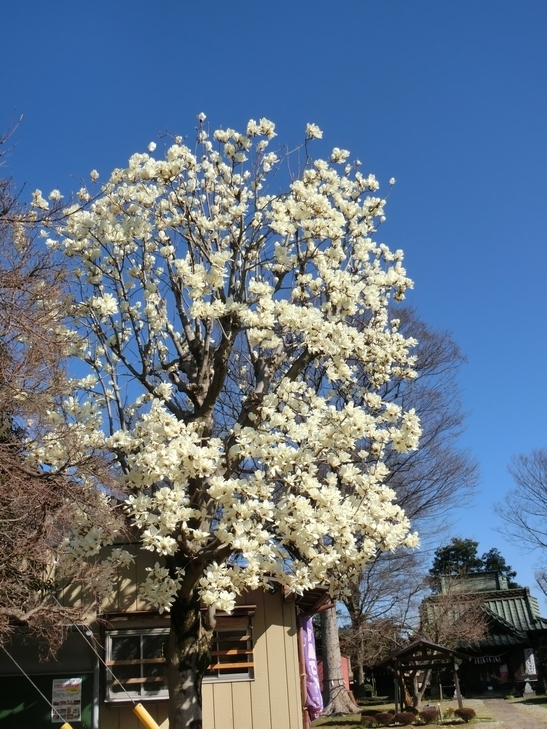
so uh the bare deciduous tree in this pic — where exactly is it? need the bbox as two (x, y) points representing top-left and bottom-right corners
(497, 449), (547, 596)
(342, 550), (426, 690)
(337, 310), (478, 694)
(394, 580), (488, 710)
(0, 158), (120, 650)
(420, 582), (488, 649)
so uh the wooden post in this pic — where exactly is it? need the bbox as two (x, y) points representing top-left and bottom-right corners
(394, 660), (399, 714)
(453, 662), (463, 709)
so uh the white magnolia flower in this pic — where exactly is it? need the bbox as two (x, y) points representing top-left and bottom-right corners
(31, 189), (49, 210)
(306, 122), (323, 140)
(89, 293), (119, 318)
(330, 147), (350, 164)
(259, 118), (276, 138)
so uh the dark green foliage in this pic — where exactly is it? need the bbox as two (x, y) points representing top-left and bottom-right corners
(429, 538), (483, 577)
(480, 548), (519, 587)
(454, 707), (476, 722)
(429, 538), (519, 586)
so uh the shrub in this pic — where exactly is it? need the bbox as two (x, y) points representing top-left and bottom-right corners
(395, 711), (417, 725)
(418, 708), (439, 724)
(404, 707), (419, 715)
(443, 707), (454, 718)
(360, 719), (375, 728)
(374, 712), (393, 726)
(454, 707), (476, 723)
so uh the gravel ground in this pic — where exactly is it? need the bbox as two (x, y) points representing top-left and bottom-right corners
(472, 697), (547, 727)
(423, 697), (547, 726)
(518, 702), (547, 724)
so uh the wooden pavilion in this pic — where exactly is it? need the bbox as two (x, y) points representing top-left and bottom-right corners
(381, 638), (468, 712)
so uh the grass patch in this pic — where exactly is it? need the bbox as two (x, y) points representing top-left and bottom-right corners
(312, 701), (394, 727)
(507, 693), (547, 707)
(312, 717), (361, 727)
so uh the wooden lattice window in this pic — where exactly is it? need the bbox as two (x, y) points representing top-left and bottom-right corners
(105, 614), (254, 700)
(204, 616), (254, 682)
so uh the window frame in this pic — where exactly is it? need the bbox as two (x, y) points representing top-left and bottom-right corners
(105, 627), (169, 702)
(105, 611), (255, 702)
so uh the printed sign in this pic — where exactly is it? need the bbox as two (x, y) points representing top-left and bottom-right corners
(51, 677), (82, 723)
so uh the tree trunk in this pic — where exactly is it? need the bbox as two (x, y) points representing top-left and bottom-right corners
(400, 675), (413, 709)
(320, 605), (360, 715)
(354, 631), (366, 694)
(401, 668), (431, 711)
(166, 587), (214, 729)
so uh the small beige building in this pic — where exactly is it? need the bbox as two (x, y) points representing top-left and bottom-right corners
(0, 545), (325, 729)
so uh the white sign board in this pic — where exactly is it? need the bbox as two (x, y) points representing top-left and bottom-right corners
(524, 648), (537, 677)
(51, 677), (82, 723)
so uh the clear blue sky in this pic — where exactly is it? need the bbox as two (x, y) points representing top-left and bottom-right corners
(3, 1), (547, 597)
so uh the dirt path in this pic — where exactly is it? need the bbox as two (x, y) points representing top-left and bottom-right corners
(482, 698), (547, 729)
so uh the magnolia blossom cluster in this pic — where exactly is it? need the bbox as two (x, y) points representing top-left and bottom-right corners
(44, 117), (421, 613)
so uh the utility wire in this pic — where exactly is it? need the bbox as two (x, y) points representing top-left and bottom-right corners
(0, 643), (70, 722)
(52, 597), (138, 705)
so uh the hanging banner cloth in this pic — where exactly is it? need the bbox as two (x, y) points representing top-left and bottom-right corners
(300, 616), (323, 721)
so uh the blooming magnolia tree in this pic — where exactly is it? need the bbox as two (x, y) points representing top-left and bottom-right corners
(42, 117), (421, 729)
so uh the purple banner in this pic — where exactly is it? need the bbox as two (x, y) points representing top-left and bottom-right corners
(300, 616), (324, 720)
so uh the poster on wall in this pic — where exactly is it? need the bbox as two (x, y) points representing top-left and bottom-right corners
(51, 678), (82, 723)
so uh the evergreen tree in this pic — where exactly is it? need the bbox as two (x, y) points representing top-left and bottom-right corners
(429, 538), (519, 587)
(480, 547), (519, 588)
(429, 538), (483, 577)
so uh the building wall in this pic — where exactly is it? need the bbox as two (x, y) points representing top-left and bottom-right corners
(204, 588), (302, 729)
(100, 589), (302, 729)
(0, 544), (305, 729)
(98, 545), (303, 729)
(202, 589), (302, 729)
